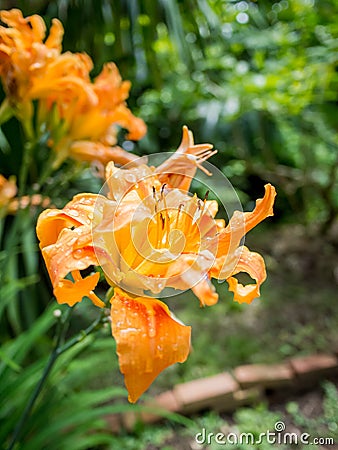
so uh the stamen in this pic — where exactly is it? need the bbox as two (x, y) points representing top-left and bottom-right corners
(195, 149), (218, 176)
(153, 185), (158, 213)
(88, 291), (105, 308)
(160, 212), (165, 230)
(160, 185), (170, 245)
(156, 211), (161, 247)
(71, 270), (82, 281)
(175, 203), (183, 229)
(195, 193), (209, 227)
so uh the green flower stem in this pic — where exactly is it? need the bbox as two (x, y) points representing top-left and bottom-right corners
(0, 99), (14, 126)
(34, 162), (55, 193)
(7, 307), (107, 450)
(7, 348), (59, 450)
(57, 311), (107, 355)
(18, 140), (35, 197)
(17, 107), (38, 197)
(34, 146), (61, 192)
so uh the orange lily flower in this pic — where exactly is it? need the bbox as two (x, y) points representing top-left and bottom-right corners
(51, 62), (147, 167)
(0, 9), (63, 98)
(0, 9), (63, 125)
(0, 9), (146, 166)
(36, 127), (276, 402)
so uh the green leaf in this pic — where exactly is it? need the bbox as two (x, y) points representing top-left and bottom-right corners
(0, 347), (22, 373)
(0, 304), (55, 376)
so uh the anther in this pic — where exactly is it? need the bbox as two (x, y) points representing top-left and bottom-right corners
(160, 213), (165, 229)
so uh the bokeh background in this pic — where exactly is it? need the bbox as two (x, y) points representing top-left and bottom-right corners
(0, 1), (337, 449)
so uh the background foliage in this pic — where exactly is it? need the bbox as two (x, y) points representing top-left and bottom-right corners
(3, 0), (338, 226)
(1, 0), (337, 449)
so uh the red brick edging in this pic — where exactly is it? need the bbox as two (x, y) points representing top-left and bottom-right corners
(106, 352), (338, 431)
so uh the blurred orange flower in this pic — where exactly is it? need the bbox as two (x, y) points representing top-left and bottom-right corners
(37, 127), (276, 402)
(0, 9), (146, 166)
(0, 9), (63, 102)
(7, 194), (51, 214)
(0, 174), (17, 209)
(0, 174), (50, 215)
(51, 62), (147, 167)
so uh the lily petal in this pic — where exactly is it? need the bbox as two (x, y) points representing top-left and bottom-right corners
(54, 271), (103, 307)
(110, 288), (191, 402)
(241, 184), (276, 234)
(157, 126), (216, 191)
(69, 141), (138, 166)
(44, 18), (63, 50)
(226, 246), (267, 304)
(216, 184), (276, 258)
(192, 277), (219, 306)
(36, 193), (98, 248)
(36, 194), (106, 306)
(41, 227), (101, 305)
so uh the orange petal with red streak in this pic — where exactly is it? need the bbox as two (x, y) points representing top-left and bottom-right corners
(110, 288), (191, 402)
(41, 226), (98, 285)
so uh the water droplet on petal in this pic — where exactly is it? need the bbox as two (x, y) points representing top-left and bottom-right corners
(73, 249), (83, 259)
(126, 173), (136, 183)
(148, 314), (156, 338)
